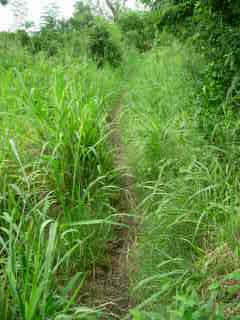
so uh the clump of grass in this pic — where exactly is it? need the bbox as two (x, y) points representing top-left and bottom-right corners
(0, 45), (124, 318)
(123, 39), (240, 318)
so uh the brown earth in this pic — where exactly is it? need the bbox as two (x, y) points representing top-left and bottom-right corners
(82, 97), (137, 319)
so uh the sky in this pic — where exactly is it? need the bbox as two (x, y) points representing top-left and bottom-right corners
(0, 0), (139, 31)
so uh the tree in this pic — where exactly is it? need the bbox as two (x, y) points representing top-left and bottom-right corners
(0, 0), (8, 5)
(40, 1), (60, 30)
(70, 1), (94, 30)
(90, 0), (127, 21)
(104, 0), (127, 20)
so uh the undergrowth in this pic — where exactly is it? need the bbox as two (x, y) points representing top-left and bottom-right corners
(0, 46), (125, 319)
(123, 38), (240, 319)
(1, 4), (240, 317)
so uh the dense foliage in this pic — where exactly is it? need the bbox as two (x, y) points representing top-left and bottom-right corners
(123, 0), (240, 319)
(15, 2), (124, 67)
(141, 0), (240, 110)
(118, 11), (156, 51)
(88, 18), (123, 67)
(1, 0), (240, 319)
(0, 3), (126, 318)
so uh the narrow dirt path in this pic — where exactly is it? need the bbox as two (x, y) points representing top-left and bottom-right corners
(84, 96), (137, 319)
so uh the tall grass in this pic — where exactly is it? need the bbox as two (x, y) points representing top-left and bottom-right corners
(123, 39), (240, 319)
(0, 45), (124, 318)
(2, 27), (240, 320)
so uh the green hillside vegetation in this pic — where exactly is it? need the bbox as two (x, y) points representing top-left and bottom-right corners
(0, 0), (240, 319)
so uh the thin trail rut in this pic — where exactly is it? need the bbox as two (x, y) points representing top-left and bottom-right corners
(84, 96), (137, 319)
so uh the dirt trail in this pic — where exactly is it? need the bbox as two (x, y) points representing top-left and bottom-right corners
(84, 97), (137, 319)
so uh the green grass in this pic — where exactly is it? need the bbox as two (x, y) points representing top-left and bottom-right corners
(1, 29), (240, 320)
(0, 44), (125, 319)
(123, 39), (240, 319)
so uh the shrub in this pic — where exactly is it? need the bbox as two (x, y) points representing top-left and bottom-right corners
(192, 3), (240, 110)
(88, 18), (123, 67)
(16, 30), (31, 47)
(118, 11), (156, 51)
(118, 11), (145, 50)
(148, 0), (240, 113)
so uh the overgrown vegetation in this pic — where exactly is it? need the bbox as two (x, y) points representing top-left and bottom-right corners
(123, 40), (240, 320)
(121, 1), (240, 319)
(0, 0), (240, 319)
(0, 10), (125, 317)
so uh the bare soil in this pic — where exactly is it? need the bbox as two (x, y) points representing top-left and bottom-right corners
(82, 97), (137, 319)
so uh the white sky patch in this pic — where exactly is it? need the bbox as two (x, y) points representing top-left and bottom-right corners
(0, 0), (139, 31)
(0, 5), (13, 30)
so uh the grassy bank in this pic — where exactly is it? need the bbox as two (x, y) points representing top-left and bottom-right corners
(0, 45), (126, 319)
(1, 22), (240, 319)
(123, 39), (240, 319)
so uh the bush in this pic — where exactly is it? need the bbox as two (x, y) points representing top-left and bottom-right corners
(118, 12), (145, 50)
(16, 30), (31, 47)
(88, 18), (123, 67)
(192, 3), (240, 110)
(149, 0), (240, 113)
(69, 1), (94, 30)
(118, 11), (156, 51)
(28, 29), (62, 56)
